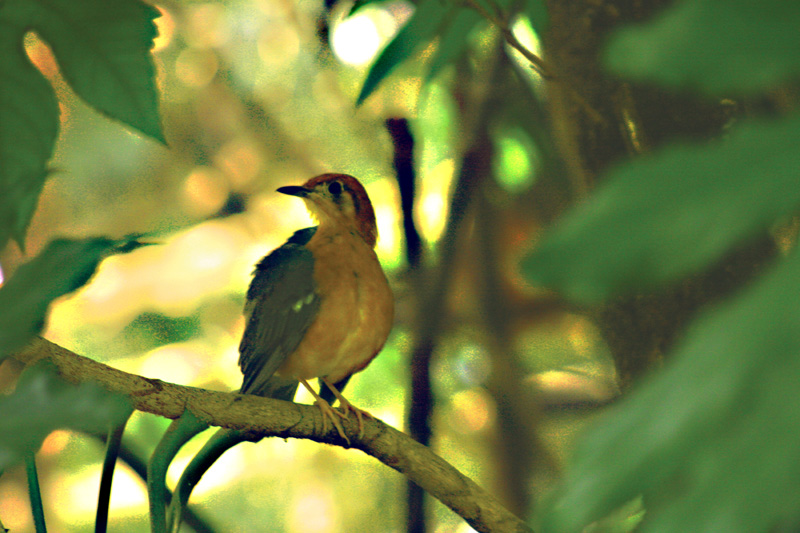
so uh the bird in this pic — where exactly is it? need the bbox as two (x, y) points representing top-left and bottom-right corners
(150, 174), (394, 532)
(238, 173), (394, 443)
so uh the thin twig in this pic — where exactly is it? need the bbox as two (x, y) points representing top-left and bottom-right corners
(463, 0), (605, 126)
(464, 0), (551, 79)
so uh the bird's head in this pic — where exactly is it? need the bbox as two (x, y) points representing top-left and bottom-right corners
(277, 173), (378, 248)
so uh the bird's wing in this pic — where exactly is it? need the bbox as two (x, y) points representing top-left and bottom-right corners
(238, 227), (320, 396)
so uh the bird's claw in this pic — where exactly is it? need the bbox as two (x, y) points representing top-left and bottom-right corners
(335, 397), (373, 440)
(319, 377), (372, 440)
(314, 398), (350, 445)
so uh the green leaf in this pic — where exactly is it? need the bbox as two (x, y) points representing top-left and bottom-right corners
(542, 247), (800, 533)
(0, 19), (59, 251)
(0, 0), (163, 249)
(0, 362), (131, 471)
(357, 0), (448, 105)
(0, 236), (150, 359)
(425, 8), (483, 82)
(605, 0), (800, 95)
(348, 0), (386, 17)
(4, 0), (164, 143)
(522, 112), (800, 302)
(524, 0), (548, 35)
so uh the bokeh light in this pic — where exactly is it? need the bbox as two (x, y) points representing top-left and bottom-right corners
(332, 12), (385, 67)
(214, 137), (264, 189)
(0, 480), (29, 532)
(493, 132), (537, 192)
(184, 3), (230, 49)
(175, 47), (220, 87)
(418, 158), (455, 242)
(508, 16), (542, 68)
(451, 389), (493, 433)
(258, 24), (302, 67)
(181, 166), (231, 217)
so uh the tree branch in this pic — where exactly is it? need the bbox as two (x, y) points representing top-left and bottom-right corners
(463, 0), (551, 79)
(12, 337), (532, 533)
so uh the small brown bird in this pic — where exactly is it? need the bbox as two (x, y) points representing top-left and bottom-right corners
(239, 173), (394, 442)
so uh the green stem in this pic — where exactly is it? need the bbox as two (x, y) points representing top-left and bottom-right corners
(25, 454), (47, 533)
(95, 412), (131, 533)
(147, 411), (209, 533)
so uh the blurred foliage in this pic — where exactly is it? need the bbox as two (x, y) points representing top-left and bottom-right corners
(522, 113), (800, 302)
(605, 0), (800, 95)
(524, 0), (800, 531)
(123, 312), (201, 352)
(541, 248), (800, 532)
(0, 362), (131, 471)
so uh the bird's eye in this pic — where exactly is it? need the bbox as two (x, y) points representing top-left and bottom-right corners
(327, 181), (342, 196)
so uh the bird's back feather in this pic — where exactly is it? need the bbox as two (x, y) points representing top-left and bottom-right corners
(238, 227), (320, 396)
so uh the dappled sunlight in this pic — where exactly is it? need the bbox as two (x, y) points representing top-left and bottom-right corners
(139, 343), (207, 385)
(54, 464), (147, 522)
(288, 479), (340, 533)
(46, 220), (256, 338)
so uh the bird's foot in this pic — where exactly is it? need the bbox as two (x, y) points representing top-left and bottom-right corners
(320, 377), (372, 439)
(313, 398), (350, 445)
(301, 379), (350, 445)
(335, 395), (373, 440)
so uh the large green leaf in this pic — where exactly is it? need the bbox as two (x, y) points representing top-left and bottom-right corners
(0, 362), (131, 471)
(0, 20), (59, 251)
(26, 0), (164, 142)
(522, 112), (800, 302)
(356, 0), (448, 105)
(0, 236), (150, 359)
(541, 247), (800, 532)
(605, 0), (800, 95)
(0, 0), (163, 249)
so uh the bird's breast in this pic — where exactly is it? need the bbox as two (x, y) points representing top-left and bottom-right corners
(274, 230), (394, 383)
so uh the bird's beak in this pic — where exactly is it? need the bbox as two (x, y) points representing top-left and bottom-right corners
(277, 185), (311, 198)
